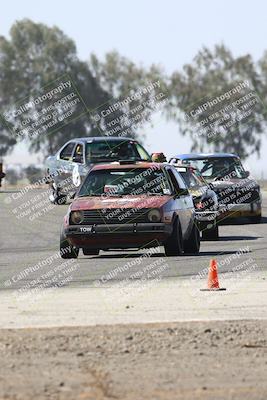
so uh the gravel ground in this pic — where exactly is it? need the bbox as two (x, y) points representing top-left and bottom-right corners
(0, 320), (267, 400)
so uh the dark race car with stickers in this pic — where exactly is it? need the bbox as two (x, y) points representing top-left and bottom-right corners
(169, 153), (262, 223)
(45, 137), (151, 204)
(60, 162), (200, 258)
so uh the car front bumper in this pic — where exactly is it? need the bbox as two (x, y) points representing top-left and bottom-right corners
(195, 210), (219, 230)
(65, 223), (172, 249)
(217, 200), (262, 220)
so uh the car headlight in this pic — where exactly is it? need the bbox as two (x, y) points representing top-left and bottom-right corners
(147, 209), (161, 222)
(70, 210), (84, 224)
(195, 201), (205, 210)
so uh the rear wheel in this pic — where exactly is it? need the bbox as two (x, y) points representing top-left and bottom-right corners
(249, 214), (262, 224)
(164, 219), (183, 256)
(202, 224), (219, 241)
(60, 226), (79, 259)
(82, 249), (100, 256)
(184, 223), (200, 254)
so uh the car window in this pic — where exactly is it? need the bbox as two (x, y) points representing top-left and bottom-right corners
(79, 167), (172, 197)
(167, 169), (180, 194)
(73, 143), (84, 164)
(171, 168), (188, 190)
(135, 143), (151, 161)
(60, 142), (75, 161)
(178, 170), (203, 188)
(85, 140), (150, 163)
(185, 157), (247, 179)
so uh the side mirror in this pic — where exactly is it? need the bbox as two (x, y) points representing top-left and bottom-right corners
(70, 191), (76, 200)
(244, 171), (250, 178)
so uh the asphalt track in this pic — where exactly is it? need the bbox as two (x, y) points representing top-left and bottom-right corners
(0, 189), (266, 327)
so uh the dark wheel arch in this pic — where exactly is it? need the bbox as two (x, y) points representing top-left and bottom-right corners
(60, 225), (79, 259)
(184, 223), (200, 254)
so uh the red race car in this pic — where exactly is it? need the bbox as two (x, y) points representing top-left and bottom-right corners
(60, 161), (200, 257)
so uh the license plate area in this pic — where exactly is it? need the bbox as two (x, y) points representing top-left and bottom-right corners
(79, 226), (93, 234)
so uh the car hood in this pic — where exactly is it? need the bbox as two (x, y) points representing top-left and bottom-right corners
(45, 155), (56, 165)
(71, 195), (172, 211)
(211, 178), (259, 191)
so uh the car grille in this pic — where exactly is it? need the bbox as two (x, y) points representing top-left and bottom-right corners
(77, 208), (151, 225)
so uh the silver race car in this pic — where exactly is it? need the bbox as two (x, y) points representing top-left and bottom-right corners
(45, 137), (151, 204)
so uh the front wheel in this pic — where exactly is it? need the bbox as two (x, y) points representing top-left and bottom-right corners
(60, 226), (79, 259)
(184, 223), (200, 254)
(49, 183), (67, 205)
(202, 224), (219, 241)
(249, 214), (262, 224)
(164, 219), (183, 256)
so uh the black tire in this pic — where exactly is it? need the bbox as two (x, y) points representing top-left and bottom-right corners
(249, 214), (262, 224)
(202, 224), (219, 241)
(82, 248), (100, 256)
(55, 194), (67, 205)
(60, 226), (79, 259)
(184, 223), (200, 254)
(49, 183), (67, 205)
(164, 218), (183, 256)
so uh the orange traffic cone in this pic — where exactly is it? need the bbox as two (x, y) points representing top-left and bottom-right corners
(200, 259), (226, 291)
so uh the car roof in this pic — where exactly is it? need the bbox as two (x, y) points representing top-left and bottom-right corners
(68, 136), (137, 144)
(91, 162), (164, 171)
(171, 153), (239, 159)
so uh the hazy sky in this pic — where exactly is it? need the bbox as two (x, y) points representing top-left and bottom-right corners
(1, 0), (267, 176)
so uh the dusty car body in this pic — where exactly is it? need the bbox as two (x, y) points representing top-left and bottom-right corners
(45, 137), (151, 204)
(172, 164), (220, 240)
(169, 153), (262, 223)
(60, 162), (200, 257)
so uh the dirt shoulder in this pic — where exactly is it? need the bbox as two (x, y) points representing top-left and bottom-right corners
(0, 320), (267, 400)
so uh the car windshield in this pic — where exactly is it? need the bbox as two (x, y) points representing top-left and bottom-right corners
(177, 169), (204, 188)
(85, 140), (150, 163)
(78, 167), (172, 197)
(183, 157), (247, 180)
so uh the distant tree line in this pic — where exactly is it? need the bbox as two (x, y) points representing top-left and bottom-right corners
(1, 19), (267, 160)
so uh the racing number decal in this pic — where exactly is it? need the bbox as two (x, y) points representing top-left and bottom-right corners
(72, 164), (81, 187)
